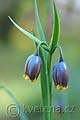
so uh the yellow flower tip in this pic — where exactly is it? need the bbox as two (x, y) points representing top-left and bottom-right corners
(23, 75), (30, 80)
(56, 85), (68, 90)
(25, 75), (30, 80)
(31, 79), (37, 83)
(56, 85), (62, 90)
(23, 74), (30, 80)
(62, 86), (68, 90)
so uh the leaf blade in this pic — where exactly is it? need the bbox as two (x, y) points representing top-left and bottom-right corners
(34, 0), (46, 41)
(8, 16), (40, 44)
(49, 0), (60, 53)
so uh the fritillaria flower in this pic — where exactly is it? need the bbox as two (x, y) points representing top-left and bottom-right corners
(52, 61), (68, 90)
(24, 54), (42, 81)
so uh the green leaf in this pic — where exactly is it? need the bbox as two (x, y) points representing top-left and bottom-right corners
(0, 85), (28, 120)
(34, 0), (46, 41)
(8, 16), (40, 44)
(49, 0), (60, 53)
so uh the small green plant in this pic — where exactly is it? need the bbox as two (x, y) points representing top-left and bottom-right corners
(8, 0), (69, 120)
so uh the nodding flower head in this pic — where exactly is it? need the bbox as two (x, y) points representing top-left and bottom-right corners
(52, 61), (68, 90)
(24, 54), (42, 81)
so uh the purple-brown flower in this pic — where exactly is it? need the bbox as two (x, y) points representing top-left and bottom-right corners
(52, 61), (68, 90)
(24, 54), (42, 81)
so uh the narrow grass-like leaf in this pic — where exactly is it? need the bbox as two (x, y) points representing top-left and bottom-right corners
(49, 0), (60, 53)
(34, 0), (46, 41)
(8, 16), (49, 52)
(31, 28), (37, 47)
(0, 85), (28, 120)
(8, 16), (40, 44)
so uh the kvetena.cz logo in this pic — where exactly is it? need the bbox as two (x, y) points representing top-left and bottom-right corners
(6, 104), (75, 118)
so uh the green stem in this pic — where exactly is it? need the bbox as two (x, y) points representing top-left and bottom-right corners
(40, 50), (49, 120)
(40, 49), (53, 120)
(47, 53), (53, 120)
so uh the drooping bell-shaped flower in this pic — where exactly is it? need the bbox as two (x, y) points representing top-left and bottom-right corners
(52, 61), (68, 90)
(52, 45), (68, 90)
(24, 54), (42, 81)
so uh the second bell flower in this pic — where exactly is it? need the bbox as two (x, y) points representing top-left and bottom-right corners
(52, 61), (68, 90)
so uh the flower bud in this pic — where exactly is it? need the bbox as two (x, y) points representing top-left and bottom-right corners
(52, 61), (68, 90)
(24, 54), (42, 81)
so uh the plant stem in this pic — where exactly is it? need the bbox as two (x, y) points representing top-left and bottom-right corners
(40, 49), (53, 120)
(47, 53), (53, 120)
(40, 50), (49, 120)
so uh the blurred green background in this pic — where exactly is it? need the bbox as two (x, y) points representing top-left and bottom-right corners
(0, 0), (80, 120)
